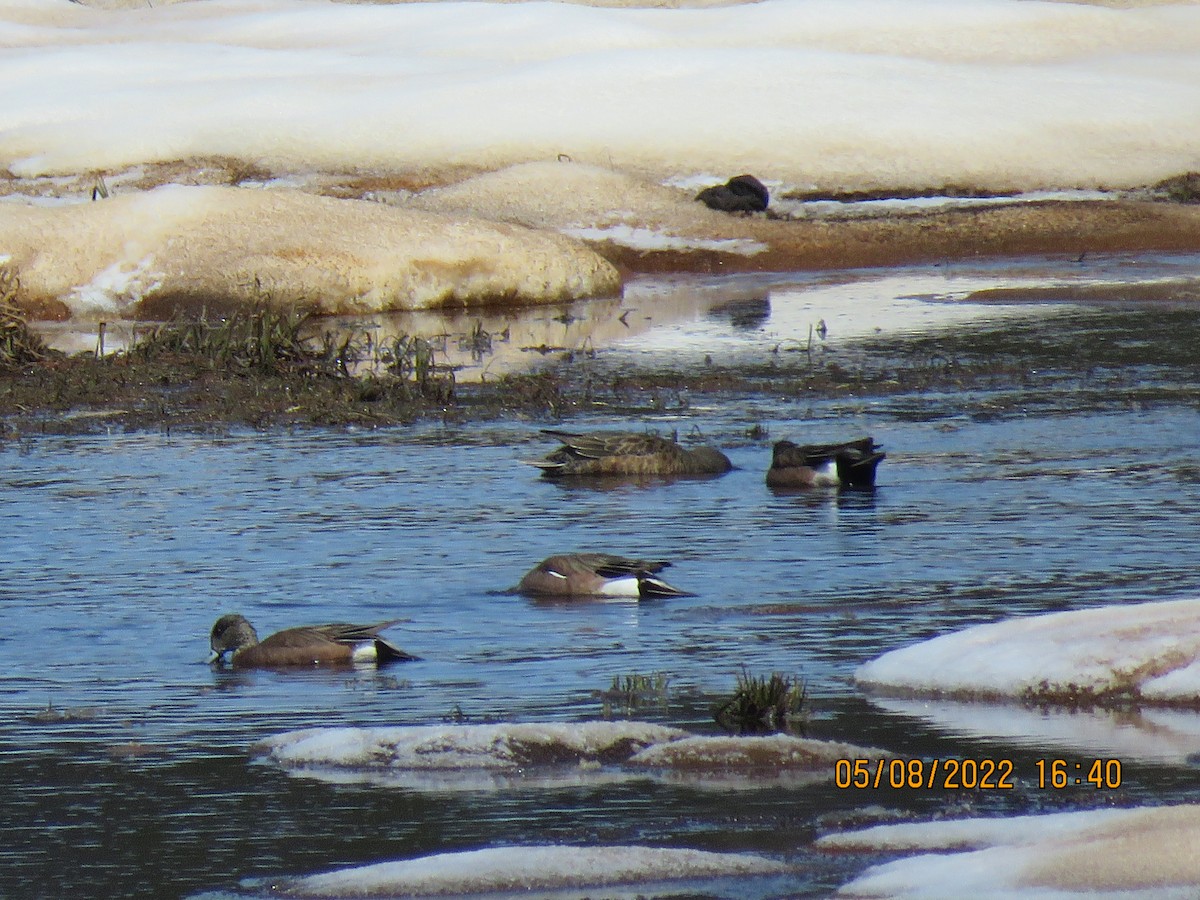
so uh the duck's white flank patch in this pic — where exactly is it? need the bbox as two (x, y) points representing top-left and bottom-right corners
(599, 576), (642, 597)
(813, 459), (840, 486)
(350, 643), (376, 663)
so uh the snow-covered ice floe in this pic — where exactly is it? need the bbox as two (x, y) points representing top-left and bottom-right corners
(819, 804), (1200, 899)
(278, 845), (792, 899)
(856, 597), (1200, 707)
(251, 721), (892, 791)
(0, 184), (620, 320)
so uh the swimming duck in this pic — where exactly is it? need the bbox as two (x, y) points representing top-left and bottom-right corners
(529, 430), (732, 478)
(517, 553), (690, 599)
(209, 614), (418, 668)
(766, 437), (885, 489)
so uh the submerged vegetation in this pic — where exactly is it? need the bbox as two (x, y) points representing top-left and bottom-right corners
(597, 672), (672, 720)
(713, 668), (807, 735)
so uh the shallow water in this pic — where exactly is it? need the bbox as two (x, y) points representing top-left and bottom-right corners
(4, 257), (1200, 898)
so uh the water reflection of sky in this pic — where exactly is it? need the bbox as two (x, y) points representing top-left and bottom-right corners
(5, 281), (1200, 898)
(37, 251), (1200, 380)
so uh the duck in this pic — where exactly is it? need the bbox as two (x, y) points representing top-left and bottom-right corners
(209, 614), (419, 668)
(528, 429), (732, 478)
(517, 553), (690, 599)
(766, 437), (885, 489)
(695, 174), (769, 213)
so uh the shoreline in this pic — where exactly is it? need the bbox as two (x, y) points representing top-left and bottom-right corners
(596, 198), (1200, 276)
(4, 188), (1200, 322)
(3, 253), (1196, 436)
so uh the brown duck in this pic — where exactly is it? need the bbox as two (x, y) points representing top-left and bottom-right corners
(766, 437), (885, 489)
(528, 430), (732, 478)
(209, 614), (419, 668)
(516, 553), (690, 599)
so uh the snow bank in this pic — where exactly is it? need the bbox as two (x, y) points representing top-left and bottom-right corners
(821, 804), (1200, 898)
(0, 185), (620, 319)
(282, 845), (791, 898)
(3, 0), (1200, 191)
(855, 597), (1200, 706)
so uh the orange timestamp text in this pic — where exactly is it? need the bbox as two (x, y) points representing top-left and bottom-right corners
(834, 757), (1123, 790)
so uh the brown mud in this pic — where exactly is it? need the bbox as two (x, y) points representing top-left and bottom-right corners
(597, 199), (1200, 276)
(3, 296), (1196, 436)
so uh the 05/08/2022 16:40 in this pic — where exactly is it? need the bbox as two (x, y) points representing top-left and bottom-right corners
(834, 758), (1123, 791)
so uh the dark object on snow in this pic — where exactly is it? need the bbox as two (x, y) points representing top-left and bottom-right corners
(695, 174), (769, 213)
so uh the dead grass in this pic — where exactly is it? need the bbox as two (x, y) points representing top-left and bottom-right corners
(0, 266), (49, 372)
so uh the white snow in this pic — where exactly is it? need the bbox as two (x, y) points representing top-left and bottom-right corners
(820, 804), (1200, 899)
(0, 184), (620, 317)
(4, 0), (1199, 321)
(563, 225), (767, 255)
(252, 721), (892, 790)
(283, 845), (791, 898)
(628, 733), (893, 770)
(254, 721), (689, 770)
(400, 160), (769, 254)
(2, 0), (1198, 191)
(855, 597), (1200, 705)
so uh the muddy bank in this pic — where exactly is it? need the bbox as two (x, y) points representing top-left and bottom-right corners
(3, 293), (1196, 436)
(597, 199), (1200, 276)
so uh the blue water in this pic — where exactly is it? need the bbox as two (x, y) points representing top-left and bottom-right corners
(2, 283), (1200, 897)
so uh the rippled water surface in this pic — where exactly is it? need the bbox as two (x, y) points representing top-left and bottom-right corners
(3, 258), (1200, 898)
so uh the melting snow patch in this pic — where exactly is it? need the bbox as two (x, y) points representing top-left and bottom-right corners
(563, 225), (767, 255)
(629, 733), (893, 770)
(66, 254), (162, 316)
(820, 805), (1200, 898)
(281, 845), (791, 899)
(252, 721), (893, 790)
(254, 721), (689, 772)
(856, 597), (1200, 706)
(0, 184), (621, 319)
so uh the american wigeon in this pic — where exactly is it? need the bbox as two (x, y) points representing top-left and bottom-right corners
(517, 553), (690, 599)
(766, 437), (885, 489)
(695, 174), (769, 213)
(529, 429), (732, 478)
(209, 614), (418, 669)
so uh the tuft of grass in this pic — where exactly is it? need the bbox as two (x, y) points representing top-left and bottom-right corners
(713, 667), (807, 735)
(598, 672), (671, 720)
(130, 304), (319, 376)
(375, 334), (456, 404)
(0, 265), (49, 372)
